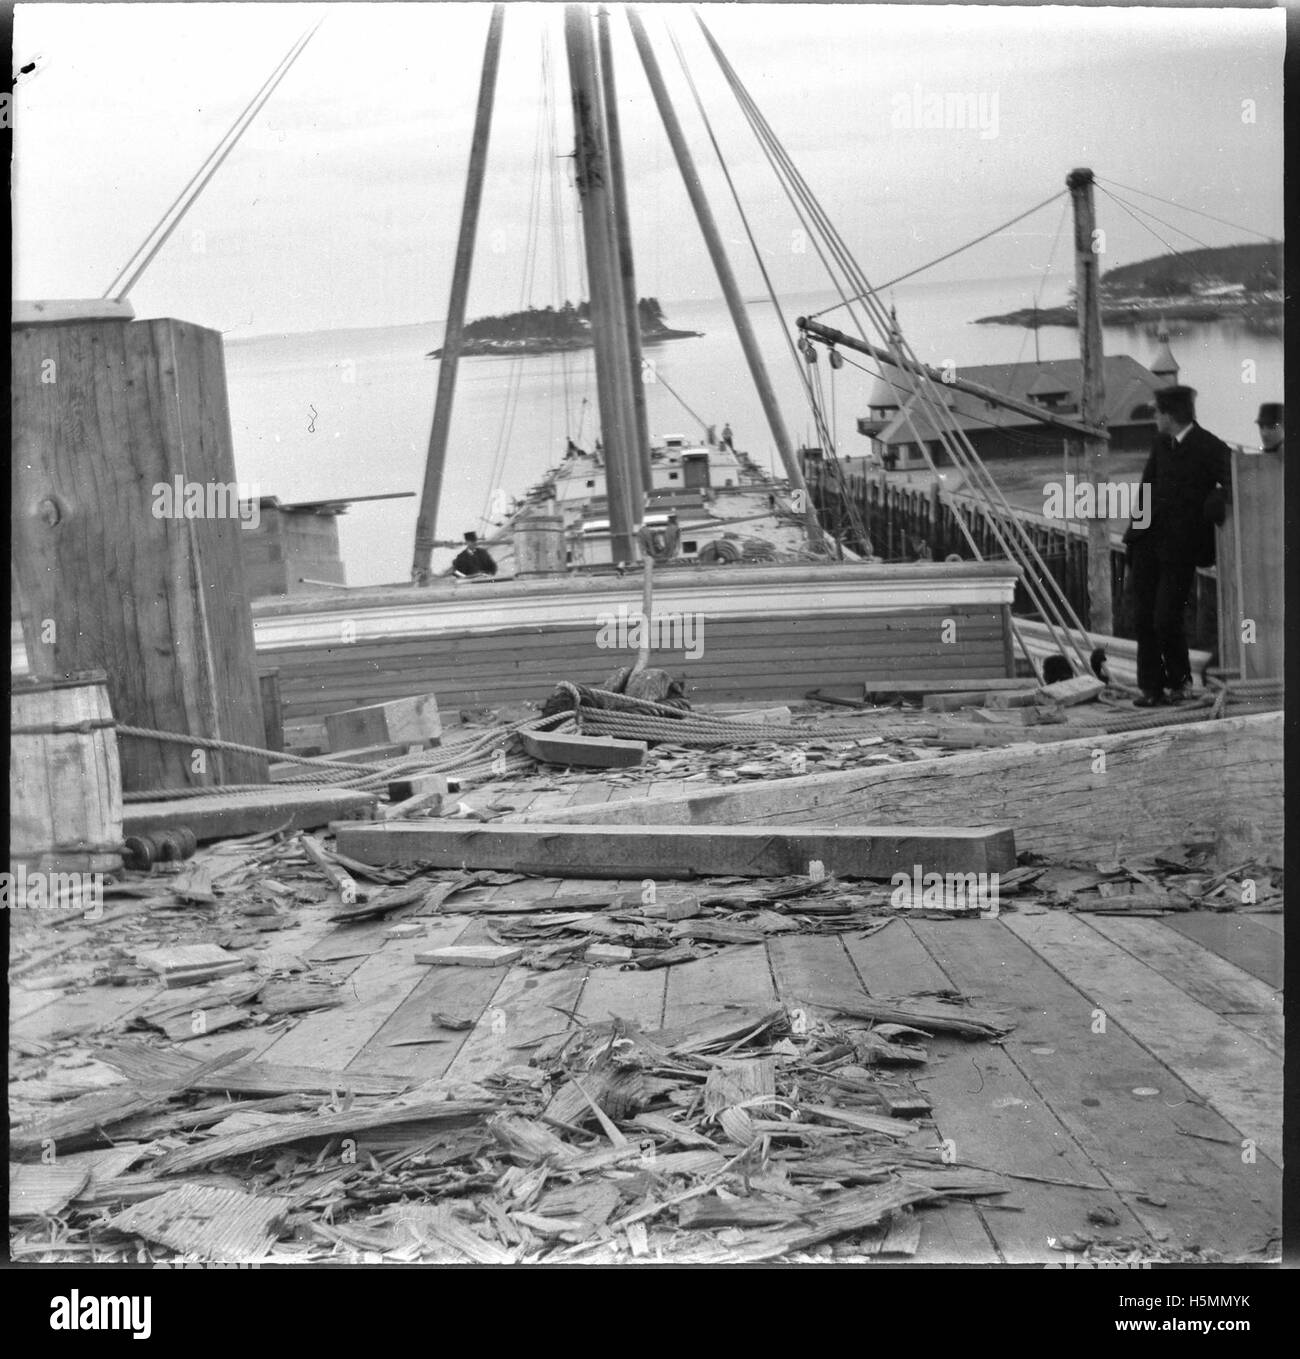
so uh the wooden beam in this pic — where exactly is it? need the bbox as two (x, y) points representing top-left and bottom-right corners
(865, 678), (1034, 699)
(797, 318), (1103, 440)
(124, 787), (378, 843)
(333, 821), (1016, 879)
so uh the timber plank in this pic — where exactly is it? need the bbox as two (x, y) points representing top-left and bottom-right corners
(916, 917), (1281, 1260)
(1082, 914), (1282, 1056)
(1002, 912), (1282, 1167)
(1163, 912), (1282, 989)
(334, 822), (1016, 879)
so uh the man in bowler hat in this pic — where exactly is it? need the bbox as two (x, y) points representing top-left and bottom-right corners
(452, 530), (498, 578)
(1122, 385), (1231, 707)
(1256, 401), (1283, 454)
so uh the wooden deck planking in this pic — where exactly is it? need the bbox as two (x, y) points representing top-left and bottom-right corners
(766, 934), (862, 1021)
(1162, 912), (1282, 989)
(662, 944), (779, 1029)
(765, 930), (998, 1262)
(259, 933), (433, 1072)
(349, 878), (570, 1081)
(849, 917), (1136, 1262)
(917, 916), (1281, 1259)
(441, 965), (587, 1084)
(1081, 914), (1282, 1057)
(576, 966), (667, 1032)
(842, 918), (957, 999)
(12, 984), (163, 1043)
(1001, 913), (1282, 1168)
(1238, 911), (1283, 937)
(347, 917), (502, 1081)
(562, 781), (617, 807)
(11, 987), (70, 1023)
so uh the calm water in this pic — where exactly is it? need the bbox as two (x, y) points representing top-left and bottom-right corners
(223, 273), (1284, 587)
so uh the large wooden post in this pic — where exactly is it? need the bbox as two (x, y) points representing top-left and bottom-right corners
(1217, 444), (1284, 680)
(411, 3), (505, 584)
(11, 316), (269, 791)
(1067, 167), (1113, 633)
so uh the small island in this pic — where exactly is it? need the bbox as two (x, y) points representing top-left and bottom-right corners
(427, 297), (701, 358)
(975, 241), (1283, 333)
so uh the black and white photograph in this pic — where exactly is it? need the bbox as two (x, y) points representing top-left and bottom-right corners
(8, 0), (1286, 1286)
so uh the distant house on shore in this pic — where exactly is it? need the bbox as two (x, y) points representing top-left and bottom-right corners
(855, 344), (1179, 469)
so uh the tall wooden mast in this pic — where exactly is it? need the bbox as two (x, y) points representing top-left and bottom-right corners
(411, 4), (505, 585)
(1067, 167), (1112, 633)
(564, 3), (638, 563)
(597, 5), (653, 494)
(626, 6), (820, 547)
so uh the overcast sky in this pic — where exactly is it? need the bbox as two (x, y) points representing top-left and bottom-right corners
(14, 2), (1285, 337)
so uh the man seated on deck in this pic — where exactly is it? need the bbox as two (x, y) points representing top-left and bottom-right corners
(1122, 384), (1231, 707)
(452, 531), (498, 579)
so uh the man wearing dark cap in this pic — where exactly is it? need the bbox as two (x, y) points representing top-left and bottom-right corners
(1122, 385), (1231, 706)
(1257, 402), (1284, 453)
(452, 530), (498, 578)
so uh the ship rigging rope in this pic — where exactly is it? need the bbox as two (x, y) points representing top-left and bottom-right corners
(1095, 177), (1279, 244)
(102, 15), (326, 300)
(1095, 186), (1232, 296)
(699, 24), (1093, 670)
(665, 21), (866, 551)
(807, 190), (1069, 321)
(645, 360), (709, 434)
(697, 12), (1091, 675)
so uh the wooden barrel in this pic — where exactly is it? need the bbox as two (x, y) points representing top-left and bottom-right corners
(10, 671), (124, 874)
(513, 514), (567, 575)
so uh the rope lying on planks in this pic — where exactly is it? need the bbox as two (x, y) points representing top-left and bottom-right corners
(117, 722), (534, 801)
(115, 679), (1279, 800)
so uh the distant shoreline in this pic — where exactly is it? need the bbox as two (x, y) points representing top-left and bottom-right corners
(975, 297), (1283, 332)
(426, 326), (701, 360)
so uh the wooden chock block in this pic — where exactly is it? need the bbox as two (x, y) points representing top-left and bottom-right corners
(387, 773), (449, 802)
(325, 693), (442, 753)
(1036, 676), (1105, 707)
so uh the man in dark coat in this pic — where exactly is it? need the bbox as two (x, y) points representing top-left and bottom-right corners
(1122, 385), (1231, 707)
(452, 530), (497, 578)
(1256, 401), (1283, 454)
